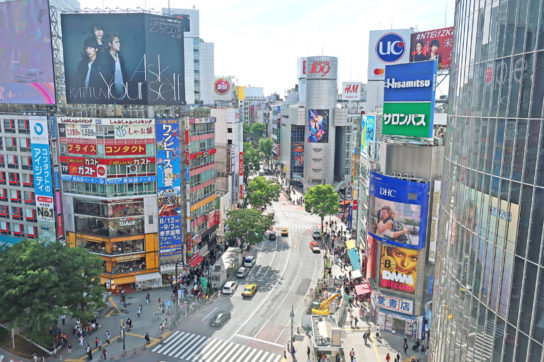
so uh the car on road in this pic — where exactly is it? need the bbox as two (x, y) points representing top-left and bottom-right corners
(312, 230), (321, 240)
(242, 284), (258, 298)
(310, 241), (321, 253)
(209, 311), (231, 327)
(268, 230), (276, 241)
(243, 256), (256, 268)
(222, 281), (238, 295)
(236, 266), (249, 278)
(281, 227), (288, 236)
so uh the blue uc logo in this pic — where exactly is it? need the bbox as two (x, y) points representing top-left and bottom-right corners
(34, 122), (44, 135)
(376, 33), (406, 63)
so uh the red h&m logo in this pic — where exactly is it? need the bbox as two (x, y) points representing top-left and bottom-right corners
(344, 83), (359, 93)
(310, 61), (331, 77)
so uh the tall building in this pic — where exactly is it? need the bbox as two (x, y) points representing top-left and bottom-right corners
(430, 0), (544, 361)
(162, 8), (215, 106)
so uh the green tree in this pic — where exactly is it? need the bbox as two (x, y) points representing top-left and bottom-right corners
(225, 209), (274, 248)
(243, 122), (250, 142)
(248, 176), (280, 210)
(258, 138), (274, 163)
(249, 123), (266, 143)
(305, 184), (340, 232)
(0, 240), (105, 335)
(243, 142), (261, 184)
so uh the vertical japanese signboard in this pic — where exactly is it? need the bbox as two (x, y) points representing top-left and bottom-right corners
(156, 119), (182, 257)
(30, 118), (54, 223)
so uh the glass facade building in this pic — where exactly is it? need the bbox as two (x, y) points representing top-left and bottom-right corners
(430, 0), (544, 361)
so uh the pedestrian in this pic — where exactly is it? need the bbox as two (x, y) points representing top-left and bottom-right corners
(127, 317), (132, 330)
(146, 292), (150, 304)
(86, 343), (92, 360)
(61, 314), (66, 325)
(396, 351), (401, 362)
(376, 325), (380, 339)
(336, 353), (341, 362)
(79, 335), (84, 346)
(307, 345), (310, 358)
(386, 352), (391, 362)
(354, 316), (358, 328)
(363, 331), (367, 344)
(95, 336), (99, 349)
(137, 305), (142, 318)
(403, 342), (408, 354)
(105, 330), (110, 344)
(349, 348), (355, 361)
(404, 336), (408, 345)
(97, 338), (102, 350)
(101, 348), (107, 360)
(67, 342), (72, 354)
(145, 332), (151, 345)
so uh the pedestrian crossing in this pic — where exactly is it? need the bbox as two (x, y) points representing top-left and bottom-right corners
(151, 330), (282, 362)
(273, 223), (319, 230)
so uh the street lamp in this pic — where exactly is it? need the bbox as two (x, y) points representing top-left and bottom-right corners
(290, 305), (295, 352)
(121, 319), (125, 355)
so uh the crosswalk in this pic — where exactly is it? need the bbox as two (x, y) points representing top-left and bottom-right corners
(151, 330), (281, 362)
(273, 223), (318, 230)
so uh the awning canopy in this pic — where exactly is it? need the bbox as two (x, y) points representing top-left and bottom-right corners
(135, 272), (161, 283)
(355, 282), (372, 296)
(351, 269), (363, 279)
(189, 256), (204, 267)
(110, 275), (136, 286)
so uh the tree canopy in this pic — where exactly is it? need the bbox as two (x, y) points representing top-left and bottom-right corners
(305, 184), (340, 231)
(248, 176), (280, 210)
(249, 123), (266, 142)
(0, 240), (105, 333)
(258, 138), (274, 161)
(224, 208), (274, 246)
(243, 142), (261, 183)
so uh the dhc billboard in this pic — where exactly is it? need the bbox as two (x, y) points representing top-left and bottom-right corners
(368, 171), (430, 250)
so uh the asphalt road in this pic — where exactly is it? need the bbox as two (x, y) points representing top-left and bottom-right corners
(132, 197), (323, 362)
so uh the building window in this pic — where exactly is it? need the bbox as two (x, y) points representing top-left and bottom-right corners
(7, 155), (18, 169)
(17, 119), (29, 133)
(11, 207), (22, 220)
(8, 173), (19, 186)
(27, 225), (37, 238)
(22, 173), (33, 187)
(227, 128), (232, 133)
(5, 137), (17, 151)
(21, 157), (32, 170)
(23, 191), (34, 205)
(227, 139), (232, 145)
(20, 137), (31, 151)
(0, 172), (5, 185)
(0, 205), (8, 218)
(10, 190), (20, 203)
(3, 119), (15, 133)
(0, 189), (6, 200)
(12, 223), (22, 236)
(0, 221), (9, 234)
(25, 208), (35, 221)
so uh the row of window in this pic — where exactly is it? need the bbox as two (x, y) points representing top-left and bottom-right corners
(62, 181), (156, 197)
(0, 221), (37, 237)
(0, 189), (35, 204)
(1, 119), (30, 134)
(190, 122), (214, 136)
(0, 155), (34, 170)
(0, 137), (32, 152)
(0, 172), (34, 187)
(189, 139), (214, 154)
(0, 205), (37, 222)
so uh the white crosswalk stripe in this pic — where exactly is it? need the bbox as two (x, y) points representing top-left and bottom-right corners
(274, 223), (318, 230)
(152, 331), (281, 361)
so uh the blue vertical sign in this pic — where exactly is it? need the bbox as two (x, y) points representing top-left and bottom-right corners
(156, 119), (182, 257)
(30, 119), (54, 223)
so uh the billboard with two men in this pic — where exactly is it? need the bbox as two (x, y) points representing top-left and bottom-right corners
(61, 13), (185, 105)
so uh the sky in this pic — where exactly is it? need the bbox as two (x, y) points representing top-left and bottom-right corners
(78, 0), (454, 96)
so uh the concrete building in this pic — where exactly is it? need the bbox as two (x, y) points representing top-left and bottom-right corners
(430, 0), (544, 360)
(162, 8), (214, 106)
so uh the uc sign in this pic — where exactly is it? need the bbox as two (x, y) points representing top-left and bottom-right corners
(309, 61), (331, 77)
(376, 33), (406, 63)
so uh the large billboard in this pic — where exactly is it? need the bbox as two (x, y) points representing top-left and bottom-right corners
(293, 144), (304, 167)
(156, 119), (182, 257)
(30, 118), (54, 223)
(361, 115), (376, 158)
(213, 78), (232, 101)
(0, 0), (55, 104)
(308, 109), (329, 143)
(380, 245), (418, 294)
(341, 82), (363, 101)
(61, 13), (184, 105)
(383, 61), (437, 138)
(369, 171), (430, 249)
(368, 29), (412, 81)
(410, 27), (454, 69)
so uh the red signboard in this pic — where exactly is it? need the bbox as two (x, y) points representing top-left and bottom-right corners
(239, 152), (243, 176)
(309, 61), (331, 77)
(409, 27), (454, 69)
(190, 148), (217, 160)
(105, 144), (146, 156)
(214, 78), (231, 95)
(57, 214), (64, 239)
(66, 164), (106, 177)
(60, 156), (154, 165)
(67, 143), (97, 155)
(240, 184), (243, 199)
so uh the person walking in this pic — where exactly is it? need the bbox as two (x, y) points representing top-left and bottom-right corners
(307, 345), (311, 359)
(61, 314), (66, 325)
(386, 352), (391, 362)
(86, 343), (92, 360)
(105, 330), (110, 344)
(396, 351), (401, 362)
(94, 336), (99, 349)
(145, 332), (151, 345)
(101, 348), (107, 360)
(403, 342), (408, 354)
(67, 342), (72, 354)
(137, 305), (142, 318)
(354, 316), (358, 328)
(349, 348), (355, 361)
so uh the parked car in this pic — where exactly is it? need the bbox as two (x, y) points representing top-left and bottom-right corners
(310, 241), (321, 253)
(243, 256), (256, 268)
(268, 230), (276, 241)
(236, 266), (249, 278)
(209, 311), (231, 327)
(222, 281), (238, 295)
(281, 227), (288, 236)
(241, 284), (258, 298)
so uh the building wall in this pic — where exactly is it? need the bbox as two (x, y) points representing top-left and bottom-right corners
(430, 0), (544, 361)
(200, 41), (215, 106)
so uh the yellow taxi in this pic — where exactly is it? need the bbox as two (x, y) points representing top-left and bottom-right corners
(281, 227), (288, 236)
(241, 284), (258, 298)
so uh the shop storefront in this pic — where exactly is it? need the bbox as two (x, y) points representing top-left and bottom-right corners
(373, 292), (417, 336)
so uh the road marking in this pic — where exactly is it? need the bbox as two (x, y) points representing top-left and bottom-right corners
(168, 333), (199, 357)
(152, 330), (179, 352)
(234, 334), (284, 347)
(105, 309), (114, 318)
(202, 307), (218, 321)
(371, 334), (381, 361)
(108, 296), (121, 314)
(173, 334), (206, 358)
(228, 230), (292, 342)
(197, 338), (229, 361)
(225, 345), (250, 362)
(146, 330), (171, 349)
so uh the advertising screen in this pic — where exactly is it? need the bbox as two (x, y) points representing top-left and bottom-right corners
(369, 171), (430, 249)
(293, 144), (304, 167)
(0, 0), (55, 104)
(308, 109), (329, 143)
(156, 119), (182, 257)
(30, 118), (54, 223)
(380, 245), (418, 294)
(361, 115), (376, 158)
(368, 29), (413, 81)
(61, 13), (185, 105)
(410, 27), (454, 69)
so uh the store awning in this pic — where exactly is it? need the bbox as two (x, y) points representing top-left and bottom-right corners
(351, 269), (363, 279)
(135, 272), (161, 283)
(355, 282), (372, 296)
(189, 256), (204, 267)
(340, 200), (351, 205)
(111, 275), (136, 286)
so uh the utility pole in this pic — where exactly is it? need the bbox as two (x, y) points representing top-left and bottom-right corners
(121, 319), (126, 355)
(290, 305), (295, 352)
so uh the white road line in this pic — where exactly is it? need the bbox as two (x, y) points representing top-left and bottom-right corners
(155, 331), (186, 354)
(251, 349), (264, 361)
(189, 338), (220, 361)
(242, 347), (259, 362)
(219, 342), (242, 361)
(228, 226), (292, 342)
(175, 335), (207, 359)
(234, 334), (284, 347)
(152, 330), (180, 352)
(228, 345), (251, 362)
(166, 332), (198, 356)
(202, 307), (218, 321)
(196, 338), (228, 361)
(258, 351), (273, 362)
(206, 340), (236, 361)
(264, 353), (279, 362)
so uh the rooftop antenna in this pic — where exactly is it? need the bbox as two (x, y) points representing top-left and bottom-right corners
(444, 1), (447, 27)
